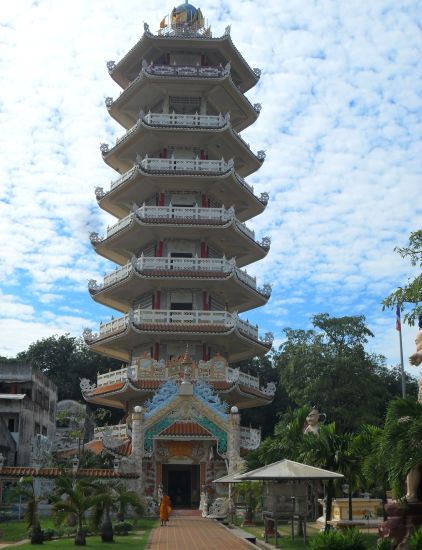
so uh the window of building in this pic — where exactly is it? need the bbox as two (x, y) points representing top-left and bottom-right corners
(34, 423), (40, 435)
(8, 418), (15, 432)
(42, 426), (47, 436)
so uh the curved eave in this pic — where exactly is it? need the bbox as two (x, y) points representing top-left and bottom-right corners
(83, 378), (272, 410)
(85, 322), (270, 363)
(110, 32), (259, 93)
(98, 167), (266, 222)
(90, 268), (269, 314)
(102, 122), (262, 178)
(108, 71), (258, 133)
(92, 218), (269, 268)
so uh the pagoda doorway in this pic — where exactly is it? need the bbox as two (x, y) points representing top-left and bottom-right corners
(163, 464), (200, 508)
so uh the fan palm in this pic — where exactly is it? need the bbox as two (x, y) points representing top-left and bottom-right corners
(91, 480), (144, 542)
(51, 476), (102, 546)
(381, 398), (422, 500)
(9, 477), (43, 544)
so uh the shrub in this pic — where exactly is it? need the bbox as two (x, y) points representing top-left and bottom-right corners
(42, 528), (56, 541)
(309, 528), (367, 550)
(114, 521), (134, 535)
(376, 538), (393, 550)
(410, 526), (422, 550)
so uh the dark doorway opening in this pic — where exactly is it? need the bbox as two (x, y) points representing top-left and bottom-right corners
(163, 464), (200, 508)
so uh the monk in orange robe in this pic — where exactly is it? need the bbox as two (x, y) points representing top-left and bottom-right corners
(160, 493), (171, 526)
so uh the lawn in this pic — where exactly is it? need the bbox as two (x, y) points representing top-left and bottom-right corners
(0, 518), (157, 548)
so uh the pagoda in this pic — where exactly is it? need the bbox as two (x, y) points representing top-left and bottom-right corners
(81, 2), (275, 508)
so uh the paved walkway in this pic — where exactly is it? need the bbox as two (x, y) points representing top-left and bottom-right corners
(148, 515), (253, 549)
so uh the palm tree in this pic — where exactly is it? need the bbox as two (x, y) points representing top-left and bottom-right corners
(10, 477), (43, 544)
(91, 480), (145, 542)
(299, 422), (346, 530)
(52, 476), (101, 546)
(381, 398), (422, 500)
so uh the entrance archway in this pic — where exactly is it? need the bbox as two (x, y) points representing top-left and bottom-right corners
(162, 464), (200, 508)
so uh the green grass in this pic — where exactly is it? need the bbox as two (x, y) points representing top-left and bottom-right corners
(1, 535), (151, 549)
(0, 517), (157, 547)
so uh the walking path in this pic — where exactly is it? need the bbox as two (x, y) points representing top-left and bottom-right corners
(148, 514), (253, 549)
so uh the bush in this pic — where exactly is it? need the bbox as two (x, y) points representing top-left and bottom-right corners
(376, 539), (393, 550)
(410, 526), (422, 550)
(42, 528), (56, 541)
(309, 528), (367, 550)
(114, 521), (134, 535)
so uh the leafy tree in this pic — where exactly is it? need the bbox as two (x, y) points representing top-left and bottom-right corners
(231, 354), (288, 438)
(16, 335), (120, 401)
(382, 230), (422, 326)
(273, 314), (417, 432)
(9, 477), (44, 544)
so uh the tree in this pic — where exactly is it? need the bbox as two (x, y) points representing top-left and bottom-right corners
(52, 477), (101, 546)
(16, 334), (120, 401)
(9, 477), (44, 544)
(382, 230), (422, 326)
(273, 314), (418, 432)
(91, 480), (144, 542)
(380, 398), (422, 500)
(231, 354), (288, 438)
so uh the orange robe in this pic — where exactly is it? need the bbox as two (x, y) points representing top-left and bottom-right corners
(160, 495), (171, 521)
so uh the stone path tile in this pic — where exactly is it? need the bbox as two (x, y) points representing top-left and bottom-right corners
(148, 516), (252, 549)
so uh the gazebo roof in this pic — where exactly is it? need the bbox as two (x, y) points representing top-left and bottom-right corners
(213, 472), (244, 483)
(238, 459), (344, 481)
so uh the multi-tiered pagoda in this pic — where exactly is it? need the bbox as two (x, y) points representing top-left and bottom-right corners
(81, 2), (275, 508)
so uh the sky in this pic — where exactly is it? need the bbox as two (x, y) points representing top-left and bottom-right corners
(0, 0), (421, 374)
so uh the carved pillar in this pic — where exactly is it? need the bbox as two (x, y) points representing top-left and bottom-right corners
(227, 406), (241, 474)
(131, 406), (144, 492)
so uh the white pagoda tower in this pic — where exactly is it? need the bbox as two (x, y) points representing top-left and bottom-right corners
(82, 2), (275, 507)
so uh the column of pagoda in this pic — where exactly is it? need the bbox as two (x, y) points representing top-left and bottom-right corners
(83, 4), (274, 409)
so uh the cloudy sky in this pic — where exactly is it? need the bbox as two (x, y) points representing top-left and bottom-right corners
(0, 0), (421, 373)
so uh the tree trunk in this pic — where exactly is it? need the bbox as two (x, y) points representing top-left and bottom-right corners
(101, 509), (114, 543)
(324, 480), (334, 532)
(75, 515), (86, 546)
(30, 523), (44, 544)
(348, 488), (353, 521)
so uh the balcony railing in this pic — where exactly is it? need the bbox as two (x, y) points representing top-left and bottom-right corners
(105, 204), (258, 241)
(143, 111), (228, 128)
(144, 63), (228, 79)
(95, 308), (262, 341)
(240, 426), (261, 450)
(94, 357), (262, 393)
(94, 424), (127, 439)
(138, 155), (234, 173)
(89, 256), (261, 295)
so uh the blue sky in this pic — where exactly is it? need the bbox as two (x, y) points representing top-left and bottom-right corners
(0, 0), (421, 374)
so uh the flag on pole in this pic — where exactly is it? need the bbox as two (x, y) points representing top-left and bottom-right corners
(396, 305), (401, 331)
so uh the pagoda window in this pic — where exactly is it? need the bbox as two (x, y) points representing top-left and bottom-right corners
(170, 290), (193, 311)
(169, 52), (201, 66)
(169, 95), (201, 114)
(170, 193), (196, 207)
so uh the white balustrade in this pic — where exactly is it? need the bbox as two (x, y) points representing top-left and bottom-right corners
(107, 214), (133, 238)
(139, 156), (233, 173)
(235, 219), (255, 240)
(98, 257), (257, 292)
(99, 315), (128, 336)
(97, 366), (128, 386)
(103, 264), (133, 287)
(240, 426), (261, 450)
(110, 166), (137, 191)
(238, 371), (260, 389)
(145, 64), (227, 78)
(133, 309), (236, 326)
(136, 204), (234, 223)
(94, 424), (127, 440)
(144, 111), (226, 128)
(237, 318), (259, 339)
